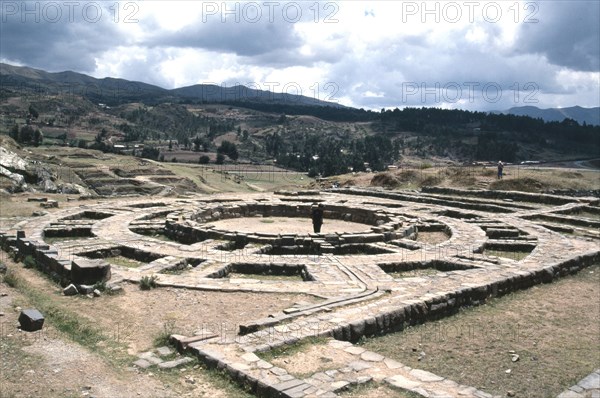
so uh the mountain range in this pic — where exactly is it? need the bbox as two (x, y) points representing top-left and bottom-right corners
(0, 63), (341, 108)
(1, 63), (598, 125)
(503, 105), (600, 126)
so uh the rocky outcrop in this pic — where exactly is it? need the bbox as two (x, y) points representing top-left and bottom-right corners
(0, 145), (90, 195)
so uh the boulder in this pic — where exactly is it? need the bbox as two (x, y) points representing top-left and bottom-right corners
(18, 309), (45, 332)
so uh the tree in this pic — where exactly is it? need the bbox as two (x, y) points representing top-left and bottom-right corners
(215, 153), (225, 164)
(141, 145), (160, 161)
(193, 136), (202, 152)
(199, 155), (210, 164)
(217, 140), (239, 160)
(19, 125), (35, 143)
(33, 128), (43, 146)
(9, 124), (19, 141)
(28, 104), (39, 119)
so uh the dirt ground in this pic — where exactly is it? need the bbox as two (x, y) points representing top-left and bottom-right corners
(209, 217), (370, 235)
(0, 260), (321, 398)
(254, 265), (600, 397)
(359, 264), (600, 398)
(266, 342), (357, 379)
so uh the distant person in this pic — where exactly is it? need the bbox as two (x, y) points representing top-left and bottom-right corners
(311, 203), (324, 233)
(497, 161), (504, 179)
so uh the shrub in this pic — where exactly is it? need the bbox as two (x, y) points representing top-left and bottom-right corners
(140, 275), (158, 290)
(2, 269), (20, 287)
(23, 255), (37, 269)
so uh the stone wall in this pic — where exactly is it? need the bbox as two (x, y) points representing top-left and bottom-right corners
(0, 231), (110, 286)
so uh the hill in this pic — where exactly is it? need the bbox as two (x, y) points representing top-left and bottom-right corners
(0, 63), (341, 107)
(1, 63), (599, 179)
(504, 106), (600, 126)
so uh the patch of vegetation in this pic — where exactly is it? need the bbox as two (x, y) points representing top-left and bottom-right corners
(153, 320), (177, 348)
(490, 177), (548, 192)
(23, 255), (37, 269)
(341, 383), (423, 398)
(228, 272), (303, 281)
(387, 268), (440, 279)
(2, 268), (19, 287)
(105, 255), (145, 268)
(140, 275), (159, 290)
(484, 249), (530, 261)
(43, 236), (74, 244)
(257, 337), (329, 363)
(415, 231), (450, 245)
(3, 267), (129, 365)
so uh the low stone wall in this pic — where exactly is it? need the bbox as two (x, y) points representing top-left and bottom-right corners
(172, 252), (599, 398)
(422, 186), (598, 206)
(79, 246), (164, 263)
(330, 252), (600, 343)
(192, 202), (392, 226)
(207, 262), (313, 281)
(0, 231), (110, 286)
(164, 202), (414, 249)
(334, 188), (517, 213)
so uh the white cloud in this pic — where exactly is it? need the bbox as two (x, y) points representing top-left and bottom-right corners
(1, 0), (598, 110)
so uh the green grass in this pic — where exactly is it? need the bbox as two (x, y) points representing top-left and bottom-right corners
(483, 249), (530, 261)
(357, 265), (600, 397)
(43, 236), (76, 244)
(228, 272), (304, 281)
(105, 255), (145, 268)
(340, 383), (424, 398)
(387, 268), (440, 279)
(148, 233), (178, 242)
(3, 268), (130, 366)
(140, 275), (159, 290)
(153, 320), (177, 348)
(257, 336), (329, 363)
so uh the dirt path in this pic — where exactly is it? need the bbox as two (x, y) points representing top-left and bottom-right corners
(1, 278), (175, 398)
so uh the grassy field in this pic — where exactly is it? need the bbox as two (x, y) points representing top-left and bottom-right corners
(358, 264), (600, 398)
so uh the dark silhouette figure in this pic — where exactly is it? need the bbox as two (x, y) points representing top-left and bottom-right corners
(311, 203), (324, 233)
(497, 161), (504, 179)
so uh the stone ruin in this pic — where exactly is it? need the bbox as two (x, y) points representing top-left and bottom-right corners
(1, 187), (598, 397)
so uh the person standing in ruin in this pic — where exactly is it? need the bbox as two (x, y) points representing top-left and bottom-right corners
(311, 203), (324, 233)
(497, 161), (504, 179)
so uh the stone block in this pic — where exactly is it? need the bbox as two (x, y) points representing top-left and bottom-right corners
(157, 356), (194, 369)
(63, 284), (79, 296)
(70, 258), (111, 285)
(18, 309), (45, 332)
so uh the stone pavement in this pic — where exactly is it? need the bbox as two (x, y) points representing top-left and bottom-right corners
(557, 369), (600, 398)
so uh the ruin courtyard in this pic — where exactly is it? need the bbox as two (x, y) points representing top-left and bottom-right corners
(1, 187), (599, 397)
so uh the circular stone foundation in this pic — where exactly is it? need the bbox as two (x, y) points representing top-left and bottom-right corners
(208, 216), (372, 235)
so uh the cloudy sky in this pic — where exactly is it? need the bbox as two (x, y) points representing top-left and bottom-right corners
(1, 0), (599, 111)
